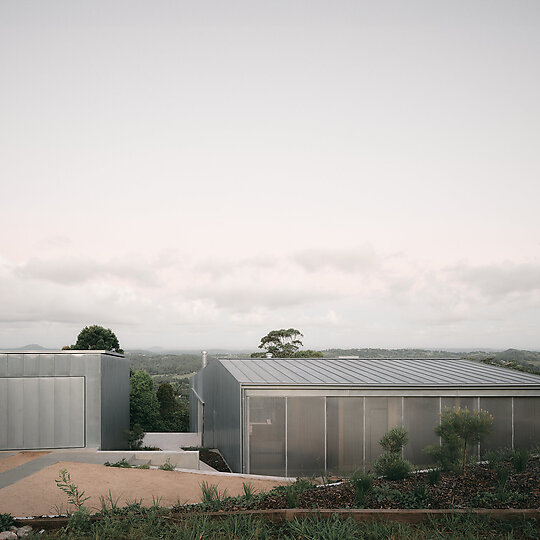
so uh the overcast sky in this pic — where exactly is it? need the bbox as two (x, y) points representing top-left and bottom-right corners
(1, 1), (539, 351)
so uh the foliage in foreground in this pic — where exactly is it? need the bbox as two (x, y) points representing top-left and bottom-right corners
(349, 471), (373, 506)
(0, 512), (15, 532)
(34, 511), (538, 539)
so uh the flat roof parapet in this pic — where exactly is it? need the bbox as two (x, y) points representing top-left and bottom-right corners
(0, 350), (125, 357)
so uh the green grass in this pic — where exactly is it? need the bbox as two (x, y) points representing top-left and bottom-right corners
(30, 511), (539, 539)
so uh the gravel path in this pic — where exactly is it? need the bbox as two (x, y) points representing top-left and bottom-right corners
(0, 461), (290, 517)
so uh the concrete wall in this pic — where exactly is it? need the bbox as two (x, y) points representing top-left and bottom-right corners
(100, 449), (200, 469)
(142, 432), (201, 450)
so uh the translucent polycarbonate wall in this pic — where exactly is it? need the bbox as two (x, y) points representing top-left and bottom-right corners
(441, 396), (477, 411)
(403, 397), (440, 465)
(480, 397), (512, 451)
(514, 397), (540, 449)
(244, 393), (540, 476)
(248, 397), (285, 476)
(365, 397), (402, 468)
(327, 397), (363, 474)
(287, 397), (326, 476)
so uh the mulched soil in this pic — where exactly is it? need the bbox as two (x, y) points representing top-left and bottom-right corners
(197, 448), (232, 472)
(174, 456), (540, 513)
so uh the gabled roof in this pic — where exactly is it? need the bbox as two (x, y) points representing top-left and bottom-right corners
(218, 357), (540, 387)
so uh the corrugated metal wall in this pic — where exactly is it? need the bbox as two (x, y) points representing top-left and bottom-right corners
(190, 360), (241, 471)
(0, 351), (129, 451)
(193, 359), (540, 476)
(0, 377), (85, 449)
(101, 354), (130, 450)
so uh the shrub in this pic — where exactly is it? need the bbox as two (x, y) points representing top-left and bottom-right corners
(159, 458), (176, 471)
(200, 481), (228, 510)
(400, 483), (429, 509)
(425, 432), (462, 472)
(432, 407), (493, 473)
(127, 423), (145, 450)
(104, 458), (132, 468)
(379, 427), (409, 453)
(374, 452), (412, 480)
(284, 484), (298, 507)
(349, 471), (373, 507)
(427, 468), (441, 485)
(510, 449), (529, 472)
(375, 426), (411, 480)
(68, 508), (91, 533)
(55, 469), (90, 511)
(0, 513), (14, 531)
(484, 448), (510, 470)
(242, 482), (255, 501)
(281, 478), (314, 508)
(496, 466), (510, 493)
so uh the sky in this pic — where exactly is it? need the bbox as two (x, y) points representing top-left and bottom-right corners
(1, 1), (539, 351)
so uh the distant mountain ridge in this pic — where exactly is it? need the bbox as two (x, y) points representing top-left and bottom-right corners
(1, 344), (52, 351)
(3, 345), (540, 369)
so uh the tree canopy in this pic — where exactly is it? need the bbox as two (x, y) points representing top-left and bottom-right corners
(251, 328), (323, 358)
(66, 325), (123, 353)
(129, 370), (161, 430)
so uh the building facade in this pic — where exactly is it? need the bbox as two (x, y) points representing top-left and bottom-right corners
(0, 350), (129, 450)
(191, 357), (540, 476)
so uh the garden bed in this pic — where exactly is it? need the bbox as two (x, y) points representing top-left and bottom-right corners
(9, 508), (540, 538)
(173, 455), (540, 513)
(182, 447), (231, 472)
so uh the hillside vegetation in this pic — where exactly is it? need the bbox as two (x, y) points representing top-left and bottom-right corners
(126, 348), (540, 382)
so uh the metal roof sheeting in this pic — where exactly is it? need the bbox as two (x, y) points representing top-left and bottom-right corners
(219, 358), (540, 387)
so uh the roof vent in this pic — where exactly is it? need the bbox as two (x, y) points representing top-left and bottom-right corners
(265, 353), (272, 358)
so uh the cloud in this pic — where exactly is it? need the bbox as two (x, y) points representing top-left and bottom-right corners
(193, 255), (277, 279)
(14, 255), (163, 287)
(292, 246), (382, 274)
(3, 250), (540, 349)
(452, 263), (540, 299)
(187, 284), (340, 312)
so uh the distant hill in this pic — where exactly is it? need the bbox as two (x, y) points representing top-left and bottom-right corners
(323, 348), (540, 371)
(125, 351), (202, 376)
(322, 348), (465, 359)
(1, 344), (52, 351)
(465, 349), (540, 371)
(127, 348), (253, 356)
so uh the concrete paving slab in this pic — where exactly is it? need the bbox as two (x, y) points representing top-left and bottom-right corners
(0, 452), (49, 474)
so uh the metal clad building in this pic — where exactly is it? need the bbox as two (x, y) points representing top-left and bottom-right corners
(191, 357), (540, 475)
(0, 350), (129, 450)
